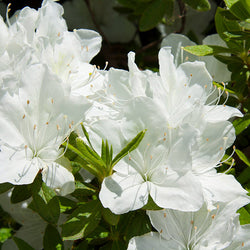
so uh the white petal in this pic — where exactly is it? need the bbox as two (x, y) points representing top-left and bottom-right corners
(159, 47), (177, 92)
(199, 171), (247, 206)
(74, 29), (102, 62)
(128, 232), (177, 250)
(203, 105), (243, 122)
(99, 172), (148, 214)
(150, 171), (204, 211)
(0, 147), (40, 185)
(42, 162), (75, 196)
(161, 33), (196, 66)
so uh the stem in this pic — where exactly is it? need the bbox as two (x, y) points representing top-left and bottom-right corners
(176, 0), (187, 34)
(84, 0), (110, 45)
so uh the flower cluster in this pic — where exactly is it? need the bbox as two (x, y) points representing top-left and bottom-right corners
(0, 0), (249, 249)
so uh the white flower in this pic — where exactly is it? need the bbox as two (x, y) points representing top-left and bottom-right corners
(98, 47), (245, 213)
(99, 125), (204, 214)
(0, 0), (104, 97)
(0, 64), (91, 194)
(128, 197), (250, 250)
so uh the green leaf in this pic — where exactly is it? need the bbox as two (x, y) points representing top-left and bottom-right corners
(139, 0), (169, 31)
(235, 149), (250, 167)
(62, 200), (102, 240)
(112, 130), (146, 167)
(102, 208), (120, 226)
(11, 185), (32, 204)
(43, 224), (64, 250)
(237, 167), (250, 184)
(0, 183), (13, 194)
(85, 226), (109, 245)
(71, 181), (97, 200)
(183, 45), (232, 56)
(58, 196), (76, 213)
(39, 182), (57, 203)
(224, 0), (250, 20)
(63, 143), (101, 178)
(0, 228), (12, 243)
(81, 123), (95, 150)
(238, 206), (250, 224)
(142, 195), (162, 210)
(183, 0), (210, 11)
(233, 114), (250, 135)
(76, 138), (104, 167)
(31, 195), (60, 224)
(118, 210), (151, 242)
(13, 237), (35, 250)
(215, 7), (243, 51)
(116, 0), (138, 9)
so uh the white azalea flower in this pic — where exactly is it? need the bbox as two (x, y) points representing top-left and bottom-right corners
(128, 197), (250, 250)
(161, 33), (231, 82)
(0, 0), (104, 97)
(0, 64), (91, 194)
(98, 47), (245, 213)
(99, 125), (204, 214)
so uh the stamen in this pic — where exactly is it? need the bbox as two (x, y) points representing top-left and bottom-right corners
(6, 3), (11, 27)
(22, 114), (25, 119)
(224, 159), (235, 174)
(27, 100), (30, 105)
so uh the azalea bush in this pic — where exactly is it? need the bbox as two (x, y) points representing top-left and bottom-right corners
(0, 0), (250, 249)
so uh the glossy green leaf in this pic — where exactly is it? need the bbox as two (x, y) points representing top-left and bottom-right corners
(62, 200), (102, 240)
(63, 143), (100, 177)
(13, 237), (34, 250)
(238, 206), (250, 225)
(142, 195), (162, 210)
(0, 228), (12, 243)
(31, 195), (60, 224)
(235, 149), (250, 167)
(58, 196), (76, 213)
(76, 138), (104, 167)
(215, 7), (243, 51)
(233, 114), (250, 135)
(183, 0), (210, 11)
(183, 45), (232, 56)
(102, 208), (120, 226)
(43, 224), (64, 250)
(39, 182), (56, 203)
(112, 130), (146, 167)
(0, 183), (13, 194)
(139, 0), (169, 31)
(224, 0), (250, 20)
(11, 185), (32, 204)
(237, 168), (250, 184)
(81, 123), (94, 150)
(71, 181), (97, 200)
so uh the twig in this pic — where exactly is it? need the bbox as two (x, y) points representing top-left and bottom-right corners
(176, 0), (187, 34)
(84, 0), (110, 45)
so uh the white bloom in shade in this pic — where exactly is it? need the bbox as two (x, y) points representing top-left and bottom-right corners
(0, 63), (91, 194)
(99, 126), (204, 214)
(161, 33), (231, 82)
(128, 197), (250, 250)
